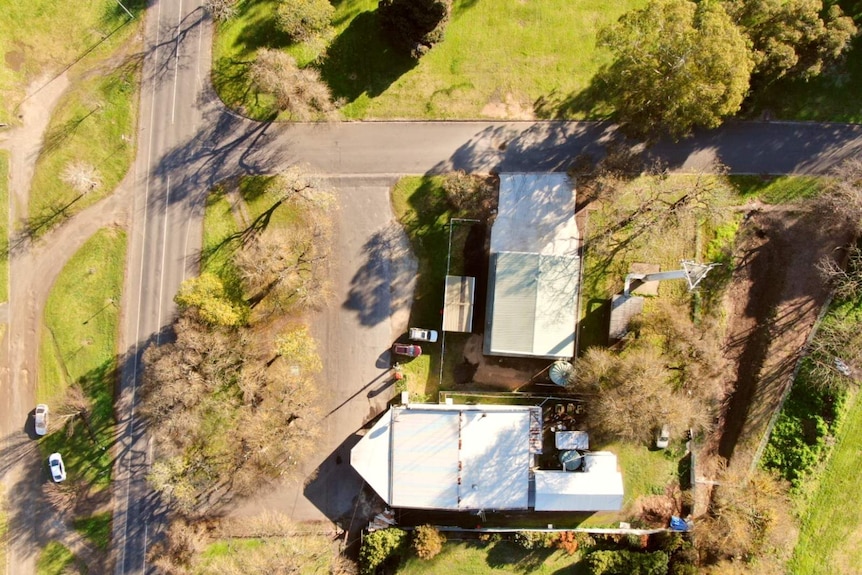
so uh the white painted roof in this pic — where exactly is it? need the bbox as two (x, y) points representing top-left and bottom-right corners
(534, 452), (625, 511)
(490, 173), (579, 256)
(351, 405), (533, 510)
(485, 173), (579, 359)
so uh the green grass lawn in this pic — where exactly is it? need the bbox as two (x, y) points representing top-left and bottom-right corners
(397, 540), (583, 575)
(196, 537), (334, 574)
(789, 390), (862, 574)
(36, 542), (81, 575)
(37, 227), (126, 488)
(391, 175), (464, 396)
(213, 0), (642, 120)
(0, 0), (144, 125)
(73, 512), (113, 551)
(27, 62), (140, 236)
(0, 150), (8, 302)
(729, 175), (824, 204)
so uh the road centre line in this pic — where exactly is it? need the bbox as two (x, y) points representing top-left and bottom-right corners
(171, 0), (183, 124)
(118, 0), (161, 570)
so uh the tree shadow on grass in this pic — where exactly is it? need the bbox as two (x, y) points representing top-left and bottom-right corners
(486, 540), (557, 573)
(320, 11), (417, 104)
(533, 68), (614, 122)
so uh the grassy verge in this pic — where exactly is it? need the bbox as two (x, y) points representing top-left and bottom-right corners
(391, 176), (462, 396)
(0, 150), (8, 302)
(0, 0), (145, 124)
(789, 389), (862, 574)
(201, 183), (242, 301)
(396, 540), (583, 574)
(213, 0), (642, 120)
(27, 62), (140, 236)
(36, 542), (82, 575)
(196, 536), (335, 574)
(729, 175), (824, 204)
(73, 512), (113, 551)
(37, 227), (126, 489)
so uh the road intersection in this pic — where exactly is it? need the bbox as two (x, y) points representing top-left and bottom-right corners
(2, 0), (862, 573)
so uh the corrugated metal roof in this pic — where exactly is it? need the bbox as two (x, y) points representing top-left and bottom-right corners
(485, 252), (578, 358)
(485, 173), (580, 359)
(443, 275), (475, 332)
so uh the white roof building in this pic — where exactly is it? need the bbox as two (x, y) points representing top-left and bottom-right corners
(484, 173), (580, 359)
(351, 403), (623, 512)
(351, 404), (539, 510)
(534, 452), (625, 511)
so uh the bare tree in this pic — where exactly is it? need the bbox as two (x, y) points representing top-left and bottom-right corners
(817, 157), (862, 235)
(817, 243), (862, 302)
(204, 0), (238, 21)
(42, 479), (88, 517)
(249, 49), (334, 120)
(695, 466), (796, 567)
(148, 518), (208, 575)
(61, 161), (101, 195)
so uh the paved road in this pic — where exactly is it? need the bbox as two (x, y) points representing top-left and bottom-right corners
(109, 1), (862, 573)
(112, 0), (211, 572)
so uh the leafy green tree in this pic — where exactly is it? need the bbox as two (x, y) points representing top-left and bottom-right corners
(378, 0), (451, 58)
(598, 0), (754, 138)
(723, 0), (857, 83)
(276, 0), (334, 42)
(175, 272), (245, 327)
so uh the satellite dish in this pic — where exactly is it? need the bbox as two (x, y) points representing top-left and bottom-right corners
(549, 360), (574, 386)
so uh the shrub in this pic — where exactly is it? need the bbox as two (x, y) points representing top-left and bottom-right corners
(586, 549), (669, 575)
(555, 531), (579, 555)
(359, 528), (407, 575)
(514, 530), (557, 550)
(276, 0), (334, 42)
(378, 0), (451, 58)
(412, 525), (445, 560)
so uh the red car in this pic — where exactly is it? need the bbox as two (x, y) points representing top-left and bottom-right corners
(392, 343), (422, 357)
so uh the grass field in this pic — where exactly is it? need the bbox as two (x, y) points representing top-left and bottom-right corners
(196, 536), (335, 574)
(27, 62), (140, 236)
(37, 227), (126, 488)
(789, 390), (862, 574)
(73, 512), (113, 551)
(213, 0), (642, 120)
(396, 540), (583, 575)
(0, 0), (144, 125)
(35, 542), (81, 575)
(0, 150), (8, 302)
(729, 175), (824, 204)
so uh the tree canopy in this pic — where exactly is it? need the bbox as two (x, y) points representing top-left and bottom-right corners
(723, 0), (857, 84)
(598, 0), (754, 138)
(378, 0), (452, 58)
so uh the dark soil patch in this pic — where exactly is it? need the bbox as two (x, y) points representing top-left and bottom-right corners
(713, 207), (854, 466)
(5, 48), (24, 72)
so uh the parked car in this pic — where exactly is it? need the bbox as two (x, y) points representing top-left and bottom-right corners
(34, 404), (49, 436)
(656, 425), (670, 450)
(408, 327), (439, 343)
(392, 343), (422, 358)
(48, 453), (66, 482)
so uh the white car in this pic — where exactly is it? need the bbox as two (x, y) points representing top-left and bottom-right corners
(408, 327), (439, 343)
(34, 404), (49, 436)
(656, 425), (670, 450)
(49, 453), (66, 482)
